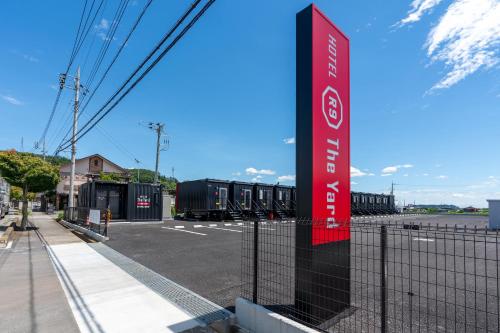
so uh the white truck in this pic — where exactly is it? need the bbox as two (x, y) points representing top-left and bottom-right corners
(0, 177), (10, 219)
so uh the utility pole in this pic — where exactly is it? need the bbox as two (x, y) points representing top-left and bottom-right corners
(42, 140), (47, 160)
(390, 181), (399, 196)
(142, 122), (168, 184)
(171, 167), (175, 179)
(134, 158), (141, 183)
(69, 66), (80, 209)
(154, 123), (163, 184)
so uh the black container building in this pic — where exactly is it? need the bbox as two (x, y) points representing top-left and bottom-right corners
(273, 185), (293, 218)
(253, 183), (273, 219)
(351, 192), (395, 215)
(176, 179), (230, 220)
(228, 181), (253, 219)
(78, 181), (162, 221)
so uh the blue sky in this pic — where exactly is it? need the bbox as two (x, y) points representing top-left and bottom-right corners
(1, 0), (499, 207)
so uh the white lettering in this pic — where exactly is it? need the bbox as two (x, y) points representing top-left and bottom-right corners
(328, 34), (337, 78)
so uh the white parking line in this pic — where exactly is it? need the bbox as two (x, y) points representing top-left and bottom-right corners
(201, 226), (242, 233)
(209, 224), (218, 227)
(234, 225), (276, 231)
(162, 227), (206, 236)
(174, 226), (185, 229)
(413, 237), (435, 242)
(193, 225), (203, 228)
(237, 223), (243, 226)
(224, 223), (233, 226)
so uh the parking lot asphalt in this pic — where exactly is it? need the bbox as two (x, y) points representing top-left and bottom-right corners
(104, 214), (490, 316)
(105, 219), (246, 310)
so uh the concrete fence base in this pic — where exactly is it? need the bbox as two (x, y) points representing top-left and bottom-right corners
(235, 298), (319, 333)
(59, 220), (109, 242)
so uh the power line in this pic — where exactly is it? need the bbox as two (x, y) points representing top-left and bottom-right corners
(56, 0), (215, 153)
(38, 0), (105, 153)
(55, 0), (204, 153)
(80, 0), (154, 116)
(55, 0), (153, 152)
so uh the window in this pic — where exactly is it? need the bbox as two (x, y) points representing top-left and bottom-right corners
(94, 159), (99, 166)
(279, 191), (283, 200)
(383, 198), (387, 204)
(361, 196), (366, 203)
(376, 197), (381, 204)
(369, 197), (374, 204)
(353, 195), (358, 203)
(259, 190), (263, 200)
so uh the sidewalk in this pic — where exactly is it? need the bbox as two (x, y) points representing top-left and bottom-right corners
(0, 213), (226, 332)
(0, 215), (80, 332)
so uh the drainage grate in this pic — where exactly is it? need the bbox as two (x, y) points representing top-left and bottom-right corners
(89, 243), (233, 325)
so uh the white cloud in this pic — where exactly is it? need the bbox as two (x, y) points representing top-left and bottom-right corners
(423, 173), (429, 176)
(382, 166), (398, 174)
(436, 175), (448, 179)
(10, 50), (39, 63)
(277, 175), (295, 182)
(382, 164), (413, 174)
(232, 171), (241, 176)
(246, 167), (276, 176)
(283, 137), (295, 144)
(251, 175), (263, 182)
(97, 18), (109, 30)
(350, 166), (367, 177)
(399, 0), (500, 90)
(351, 181), (358, 185)
(24, 55), (38, 62)
(1, 95), (23, 106)
(397, 0), (444, 25)
(403, 174), (409, 177)
(381, 173), (393, 177)
(95, 18), (116, 41)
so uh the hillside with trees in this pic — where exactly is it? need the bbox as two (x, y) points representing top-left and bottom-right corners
(129, 168), (177, 193)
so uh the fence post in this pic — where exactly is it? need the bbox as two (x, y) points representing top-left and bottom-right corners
(253, 220), (259, 304)
(380, 225), (387, 333)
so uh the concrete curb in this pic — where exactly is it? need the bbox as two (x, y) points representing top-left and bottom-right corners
(59, 220), (109, 242)
(235, 298), (320, 333)
(0, 226), (13, 248)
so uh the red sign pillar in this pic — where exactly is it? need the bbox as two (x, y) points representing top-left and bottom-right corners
(295, 4), (351, 323)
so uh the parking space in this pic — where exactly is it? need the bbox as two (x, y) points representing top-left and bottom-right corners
(105, 214), (488, 312)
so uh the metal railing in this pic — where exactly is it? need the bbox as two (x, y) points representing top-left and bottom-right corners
(64, 207), (109, 237)
(241, 218), (500, 332)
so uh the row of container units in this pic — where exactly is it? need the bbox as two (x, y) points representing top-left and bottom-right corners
(176, 179), (396, 220)
(351, 192), (396, 215)
(78, 181), (163, 221)
(175, 179), (296, 221)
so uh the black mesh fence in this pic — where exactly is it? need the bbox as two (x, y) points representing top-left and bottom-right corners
(64, 207), (109, 236)
(241, 218), (500, 332)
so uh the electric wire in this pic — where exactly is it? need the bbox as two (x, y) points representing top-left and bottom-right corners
(38, 0), (104, 149)
(54, 0), (130, 149)
(56, 0), (214, 153)
(55, 0), (150, 152)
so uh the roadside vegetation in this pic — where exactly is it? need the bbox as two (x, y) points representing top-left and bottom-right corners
(0, 151), (59, 229)
(419, 207), (489, 216)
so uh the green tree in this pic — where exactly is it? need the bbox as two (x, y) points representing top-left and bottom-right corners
(0, 151), (59, 229)
(129, 168), (177, 194)
(99, 171), (123, 182)
(11, 186), (36, 201)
